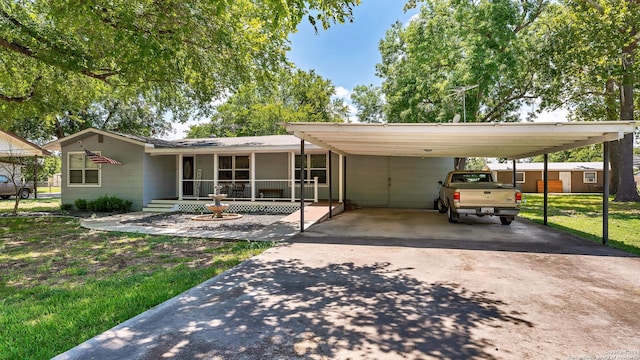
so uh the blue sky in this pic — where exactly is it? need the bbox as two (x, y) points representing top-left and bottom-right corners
(288, 1), (418, 97)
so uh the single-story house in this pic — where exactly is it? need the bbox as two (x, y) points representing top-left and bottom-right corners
(44, 128), (452, 212)
(485, 162), (610, 193)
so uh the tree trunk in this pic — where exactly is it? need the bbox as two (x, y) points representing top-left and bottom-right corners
(454, 157), (467, 170)
(605, 78), (618, 194)
(616, 39), (640, 202)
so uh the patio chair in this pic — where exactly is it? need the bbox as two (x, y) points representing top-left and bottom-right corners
(230, 183), (245, 198)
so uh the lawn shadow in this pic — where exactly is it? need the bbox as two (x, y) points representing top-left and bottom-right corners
(54, 258), (532, 359)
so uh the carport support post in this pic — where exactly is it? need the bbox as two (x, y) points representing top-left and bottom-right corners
(603, 141), (610, 244)
(328, 150), (333, 218)
(300, 139), (305, 233)
(544, 154), (549, 226)
(512, 160), (517, 187)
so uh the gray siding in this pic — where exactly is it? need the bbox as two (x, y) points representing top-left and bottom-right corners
(61, 135), (144, 210)
(346, 156), (451, 208)
(256, 153), (289, 180)
(143, 154), (177, 205)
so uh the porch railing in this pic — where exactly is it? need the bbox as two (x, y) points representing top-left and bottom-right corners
(180, 178), (319, 202)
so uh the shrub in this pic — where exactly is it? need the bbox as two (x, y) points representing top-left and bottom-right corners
(74, 199), (88, 210)
(86, 196), (133, 213)
(60, 203), (73, 211)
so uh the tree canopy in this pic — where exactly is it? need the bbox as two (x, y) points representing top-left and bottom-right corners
(0, 0), (359, 139)
(187, 69), (347, 138)
(377, 0), (545, 124)
(350, 84), (385, 123)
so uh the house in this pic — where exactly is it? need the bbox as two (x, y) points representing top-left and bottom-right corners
(44, 128), (452, 211)
(485, 162), (609, 193)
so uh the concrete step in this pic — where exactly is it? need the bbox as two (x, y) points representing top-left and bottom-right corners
(142, 207), (175, 213)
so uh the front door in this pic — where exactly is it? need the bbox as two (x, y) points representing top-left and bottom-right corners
(183, 156), (194, 196)
(559, 172), (572, 193)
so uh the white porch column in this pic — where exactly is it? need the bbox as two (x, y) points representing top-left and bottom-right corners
(178, 154), (183, 200)
(290, 152), (296, 202)
(339, 154), (344, 203)
(250, 152), (256, 201)
(313, 176), (319, 202)
(213, 153), (219, 190)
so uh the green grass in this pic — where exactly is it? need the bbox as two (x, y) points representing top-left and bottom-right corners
(36, 186), (61, 193)
(520, 194), (640, 255)
(0, 198), (61, 213)
(0, 217), (275, 360)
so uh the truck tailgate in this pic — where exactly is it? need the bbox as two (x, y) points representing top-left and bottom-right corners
(456, 188), (518, 208)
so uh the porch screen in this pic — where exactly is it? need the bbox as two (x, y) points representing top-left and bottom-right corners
(295, 154), (327, 184)
(219, 155), (250, 180)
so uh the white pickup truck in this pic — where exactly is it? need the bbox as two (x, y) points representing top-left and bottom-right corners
(436, 170), (521, 225)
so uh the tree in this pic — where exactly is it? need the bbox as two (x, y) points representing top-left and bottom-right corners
(351, 84), (386, 123)
(377, 0), (545, 124)
(0, 0), (359, 137)
(532, 0), (640, 201)
(187, 69), (347, 138)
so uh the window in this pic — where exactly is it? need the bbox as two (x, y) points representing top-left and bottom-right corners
(583, 171), (597, 184)
(218, 155), (250, 181)
(516, 172), (525, 183)
(68, 152), (100, 186)
(295, 154), (327, 184)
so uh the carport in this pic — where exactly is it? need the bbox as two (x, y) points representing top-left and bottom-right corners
(0, 130), (51, 199)
(285, 121), (638, 243)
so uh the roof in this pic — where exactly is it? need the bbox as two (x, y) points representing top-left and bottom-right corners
(43, 128), (321, 154)
(486, 162), (606, 171)
(284, 121), (637, 159)
(0, 130), (50, 157)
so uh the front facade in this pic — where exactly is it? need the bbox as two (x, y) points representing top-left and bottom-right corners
(46, 129), (452, 211)
(486, 162), (608, 193)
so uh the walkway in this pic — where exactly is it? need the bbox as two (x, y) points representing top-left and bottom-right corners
(80, 203), (342, 242)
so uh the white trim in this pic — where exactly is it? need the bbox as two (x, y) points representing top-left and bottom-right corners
(516, 171), (525, 184)
(339, 154), (344, 203)
(67, 151), (101, 187)
(45, 128), (146, 151)
(583, 171), (598, 184)
(250, 153), (256, 201)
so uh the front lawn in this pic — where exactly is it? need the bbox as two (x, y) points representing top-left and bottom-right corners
(0, 216), (274, 360)
(0, 198), (61, 213)
(519, 194), (640, 255)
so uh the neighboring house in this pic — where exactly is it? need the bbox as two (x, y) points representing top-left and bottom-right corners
(485, 162), (609, 193)
(44, 128), (451, 211)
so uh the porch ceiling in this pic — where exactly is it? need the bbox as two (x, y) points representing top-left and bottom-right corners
(284, 121), (638, 159)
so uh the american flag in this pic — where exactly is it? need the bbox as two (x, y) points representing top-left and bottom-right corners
(84, 149), (123, 165)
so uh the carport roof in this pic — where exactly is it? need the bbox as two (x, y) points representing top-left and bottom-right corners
(285, 121), (638, 159)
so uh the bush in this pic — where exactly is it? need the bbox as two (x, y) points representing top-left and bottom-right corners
(74, 199), (87, 210)
(86, 196), (133, 213)
(60, 203), (73, 211)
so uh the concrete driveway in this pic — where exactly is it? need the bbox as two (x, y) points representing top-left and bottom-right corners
(55, 209), (640, 360)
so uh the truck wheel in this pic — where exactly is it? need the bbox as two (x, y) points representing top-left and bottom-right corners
(447, 206), (459, 223)
(19, 189), (30, 199)
(500, 216), (513, 225)
(437, 199), (447, 213)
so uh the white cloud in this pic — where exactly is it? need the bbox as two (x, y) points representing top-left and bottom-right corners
(333, 86), (351, 99)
